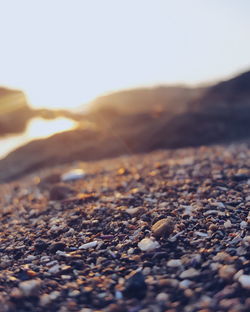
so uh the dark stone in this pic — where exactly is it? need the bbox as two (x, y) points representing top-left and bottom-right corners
(49, 184), (75, 201)
(123, 271), (147, 299)
(232, 174), (249, 182)
(34, 239), (49, 252)
(49, 242), (66, 253)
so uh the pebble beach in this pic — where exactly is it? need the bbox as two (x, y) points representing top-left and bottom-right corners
(0, 142), (250, 312)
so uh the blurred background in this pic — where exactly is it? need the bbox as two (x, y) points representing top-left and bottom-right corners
(0, 0), (250, 181)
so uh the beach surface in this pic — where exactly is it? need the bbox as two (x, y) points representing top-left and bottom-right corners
(0, 142), (249, 312)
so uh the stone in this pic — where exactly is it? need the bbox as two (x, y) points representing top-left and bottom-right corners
(156, 292), (169, 302)
(219, 265), (236, 280)
(79, 241), (98, 250)
(49, 184), (75, 200)
(151, 217), (175, 237)
(238, 275), (250, 289)
(224, 220), (232, 229)
(61, 169), (86, 182)
(49, 242), (66, 253)
(180, 268), (199, 279)
(19, 279), (41, 297)
(167, 259), (182, 267)
(138, 237), (160, 252)
(123, 271), (147, 299)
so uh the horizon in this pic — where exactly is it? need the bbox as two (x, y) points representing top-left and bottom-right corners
(0, 0), (250, 110)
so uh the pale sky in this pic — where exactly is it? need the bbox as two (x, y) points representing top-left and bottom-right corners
(0, 0), (250, 109)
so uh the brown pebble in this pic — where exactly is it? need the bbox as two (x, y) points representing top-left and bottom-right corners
(49, 184), (76, 201)
(152, 217), (175, 237)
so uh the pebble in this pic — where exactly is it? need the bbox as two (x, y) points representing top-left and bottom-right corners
(19, 279), (41, 297)
(179, 279), (193, 289)
(240, 221), (247, 229)
(79, 241), (98, 250)
(123, 271), (147, 299)
(151, 217), (175, 237)
(40, 294), (52, 306)
(138, 237), (160, 252)
(238, 275), (250, 289)
(125, 207), (140, 216)
(49, 184), (75, 200)
(167, 259), (182, 267)
(61, 169), (86, 182)
(179, 268), (199, 279)
(48, 264), (61, 274)
(224, 220), (232, 228)
(156, 292), (169, 302)
(49, 242), (66, 253)
(218, 265), (236, 280)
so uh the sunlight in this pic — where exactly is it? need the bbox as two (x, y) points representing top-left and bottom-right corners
(1, 1), (249, 111)
(27, 117), (77, 138)
(0, 117), (77, 159)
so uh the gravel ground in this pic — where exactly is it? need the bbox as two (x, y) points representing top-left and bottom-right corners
(0, 142), (250, 312)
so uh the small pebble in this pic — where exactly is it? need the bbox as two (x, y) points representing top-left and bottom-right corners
(156, 292), (169, 301)
(79, 241), (98, 250)
(123, 271), (147, 299)
(19, 279), (41, 297)
(138, 237), (160, 252)
(224, 220), (232, 228)
(167, 259), (182, 267)
(180, 268), (199, 279)
(219, 265), (236, 280)
(61, 169), (86, 182)
(238, 275), (250, 289)
(151, 217), (175, 237)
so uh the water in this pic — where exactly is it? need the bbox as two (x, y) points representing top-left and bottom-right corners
(0, 117), (77, 159)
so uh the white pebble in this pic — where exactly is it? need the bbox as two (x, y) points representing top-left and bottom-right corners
(179, 279), (193, 289)
(156, 292), (169, 301)
(48, 264), (60, 274)
(167, 259), (182, 267)
(79, 241), (98, 250)
(19, 279), (41, 296)
(61, 169), (86, 182)
(138, 237), (160, 252)
(224, 220), (232, 228)
(240, 221), (247, 229)
(180, 268), (199, 279)
(238, 275), (250, 289)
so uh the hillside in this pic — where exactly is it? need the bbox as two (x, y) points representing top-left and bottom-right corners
(0, 70), (250, 182)
(0, 87), (32, 135)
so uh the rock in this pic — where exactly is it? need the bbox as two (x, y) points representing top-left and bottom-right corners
(49, 184), (76, 200)
(49, 242), (66, 253)
(240, 221), (248, 229)
(48, 264), (61, 274)
(151, 217), (175, 237)
(156, 292), (169, 302)
(123, 271), (147, 299)
(224, 220), (232, 229)
(61, 169), (86, 182)
(180, 268), (199, 279)
(40, 294), (52, 306)
(138, 237), (160, 252)
(79, 241), (98, 250)
(19, 279), (41, 297)
(238, 275), (250, 289)
(125, 207), (140, 216)
(167, 259), (182, 267)
(34, 239), (49, 252)
(219, 265), (236, 280)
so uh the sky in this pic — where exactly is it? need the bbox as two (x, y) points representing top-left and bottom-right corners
(0, 0), (250, 109)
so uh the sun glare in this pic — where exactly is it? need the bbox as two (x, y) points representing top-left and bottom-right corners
(0, 117), (77, 159)
(27, 117), (77, 138)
